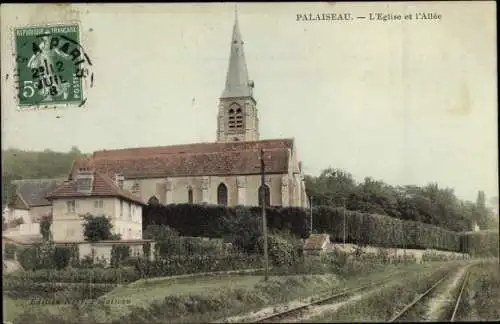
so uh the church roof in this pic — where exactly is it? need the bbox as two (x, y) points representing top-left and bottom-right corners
(221, 8), (253, 99)
(69, 138), (294, 179)
(46, 172), (146, 205)
(10, 178), (65, 208)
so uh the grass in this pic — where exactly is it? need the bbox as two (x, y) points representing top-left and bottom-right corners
(456, 259), (500, 321)
(308, 260), (467, 322)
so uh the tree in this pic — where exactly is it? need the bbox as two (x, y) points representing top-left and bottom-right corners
(40, 213), (53, 241)
(82, 214), (114, 242)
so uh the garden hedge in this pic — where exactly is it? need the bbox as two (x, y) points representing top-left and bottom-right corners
(144, 204), (466, 252)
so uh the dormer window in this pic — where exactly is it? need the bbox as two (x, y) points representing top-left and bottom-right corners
(75, 170), (94, 194)
(114, 174), (125, 189)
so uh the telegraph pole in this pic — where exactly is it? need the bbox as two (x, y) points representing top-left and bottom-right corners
(260, 148), (269, 281)
(309, 196), (313, 234)
(342, 198), (347, 247)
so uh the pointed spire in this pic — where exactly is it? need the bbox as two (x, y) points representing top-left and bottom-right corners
(221, 7), (253, 99)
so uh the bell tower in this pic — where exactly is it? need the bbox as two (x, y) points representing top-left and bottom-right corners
(216, 8), (259, 142)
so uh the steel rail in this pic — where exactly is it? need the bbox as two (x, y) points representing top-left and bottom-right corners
(450, 270), (470, 322)
(253, 274), (398, 323)
(388, 270), (451, 322)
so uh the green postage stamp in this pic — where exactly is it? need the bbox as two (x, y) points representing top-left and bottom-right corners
(14, 23), (93, 108)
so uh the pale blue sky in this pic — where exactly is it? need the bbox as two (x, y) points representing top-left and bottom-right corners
(1, 2), (497, 202)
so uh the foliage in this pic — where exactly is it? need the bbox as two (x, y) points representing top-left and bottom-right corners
(143, 204), (310, 242)
(134, 254), (262, 278)
(40, 213), (53, 241)
(305, 168), (497, 232)
(53, 246), (71, 270)
(144, 204), (464, 252)
(110, 244), (131, 268)
(4, 243), (17, 259)
(2, 146), (87, 205)
(5, 266), (140, 284)
(461, 231), (499, 257)
(12, 217), (24, 226)
(82, 214), (114, 242)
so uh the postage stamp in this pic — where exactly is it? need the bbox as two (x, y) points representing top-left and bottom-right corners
(13, 23), (93, 109)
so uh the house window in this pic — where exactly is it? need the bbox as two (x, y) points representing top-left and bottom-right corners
(128, 202), (132, 220)
(217, 183), (228, 206)
(128, 228), (132, 239)
(188, 188), (193, 204)
(120, 200), (123, 217)
(94, 200), (103, 209)
(67, 200), (76, 213)
(258, 185), (271, 207)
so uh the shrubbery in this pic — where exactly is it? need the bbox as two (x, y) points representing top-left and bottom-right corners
(134, 254), (262, 278)
(144, 204), (465, 252)
(17, 242), (72, 271)
(110, 244), (131, 268)
(4, 243), (17, 259)
(461, 231), (499, 257)
(5, 266), (139, 284)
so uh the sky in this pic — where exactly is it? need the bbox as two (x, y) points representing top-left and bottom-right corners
(1, 2), (497, 202)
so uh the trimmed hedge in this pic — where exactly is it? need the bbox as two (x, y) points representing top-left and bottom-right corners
(144, 204), (464, 252)
(5, 267), (140, 284)
(134, 254), (262, 278)
(461, 231), (499, 257)
(144, 204), (310, 239)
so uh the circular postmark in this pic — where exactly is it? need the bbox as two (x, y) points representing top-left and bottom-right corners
(13, 23), (94, 109)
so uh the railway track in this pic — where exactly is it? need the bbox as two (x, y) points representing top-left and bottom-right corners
(252, 270), (409, 323)
(388, 266), (471, 322)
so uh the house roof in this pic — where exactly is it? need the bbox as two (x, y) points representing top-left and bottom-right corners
(303, 234), (330, 250)
(10, 178), (65, 208)
(46, 172), (146, 205)
(70, 139), (294, 179)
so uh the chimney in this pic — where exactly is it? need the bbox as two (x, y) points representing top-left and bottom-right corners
(114, 173), (124, 189)
(76, 168), (94, 194)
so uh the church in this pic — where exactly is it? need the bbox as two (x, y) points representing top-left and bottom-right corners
(69, 11), (309, 209)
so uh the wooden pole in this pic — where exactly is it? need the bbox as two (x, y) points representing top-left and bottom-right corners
(260, 148), (269, 281)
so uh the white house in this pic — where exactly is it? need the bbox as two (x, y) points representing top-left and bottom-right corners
(46, 168), (147, 242)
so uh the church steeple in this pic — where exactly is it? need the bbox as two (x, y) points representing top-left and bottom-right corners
(216, 7), (259, 143)
(221, 6), (254, 99)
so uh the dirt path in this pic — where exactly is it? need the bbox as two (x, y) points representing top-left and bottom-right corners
(424, 266), (468, 321)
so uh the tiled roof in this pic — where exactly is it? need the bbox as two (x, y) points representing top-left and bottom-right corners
(303, 234), (330, 250)
(71, 139), (294, 179)
(46, 172), (146, 205)
(11, 178), (65, 207)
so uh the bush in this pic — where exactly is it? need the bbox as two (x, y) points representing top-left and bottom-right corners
(5, 267), (140, 284)
(82, 214), (114, 242)
(110, 245), (131, 268)
(53, 247), (71, 270)
(461, 231), (499, 257)
(18, 246), (40, 271)
(134, 253), (261, 278)
(4, 243), (17, 259)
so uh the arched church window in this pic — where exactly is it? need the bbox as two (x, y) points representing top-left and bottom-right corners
(235, 108), (243, 129)
(148, 196), (159, 206)
(188, 187), (193, 204)
(258, 185), (271, 207)
(217, 183), (228, 206)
